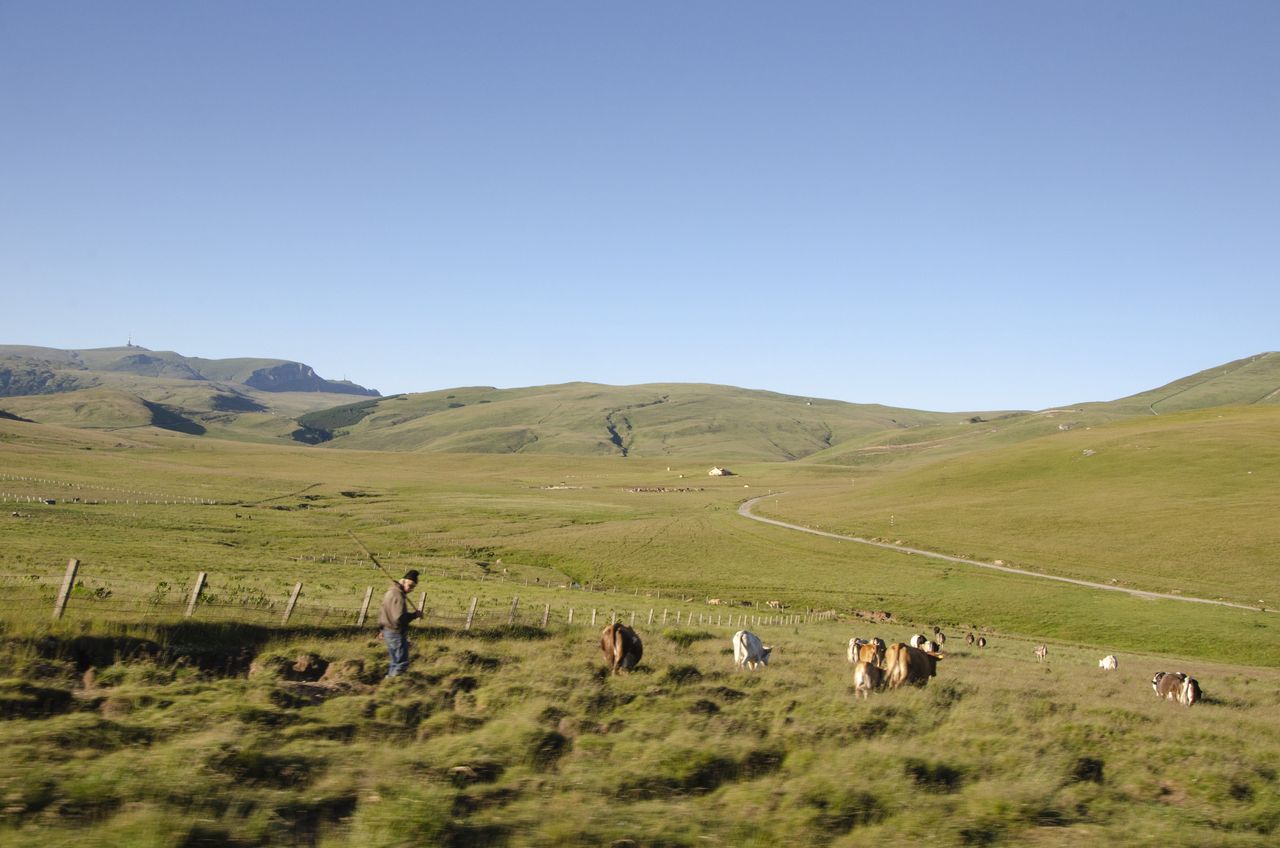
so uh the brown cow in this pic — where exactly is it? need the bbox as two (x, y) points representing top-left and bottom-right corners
(852, 661), (884, 700)
(600, 622), (643, 674)
(1152, 671), (1202, 707)
(883, 642), (942, 689)
(847, 637), (884, 666)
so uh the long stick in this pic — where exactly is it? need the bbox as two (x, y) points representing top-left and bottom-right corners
(348, 531), (419, 613)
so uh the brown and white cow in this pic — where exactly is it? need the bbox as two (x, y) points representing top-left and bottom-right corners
(883, 642), (942, 689)
(847, 637), (884, 666)
(909, 633), (927, 649)
(852, 660), (884, 700)
(599, 622), (643, 674)
(1152, 671), (1202, 707)
(976, 636), (987, 648)
(965, 632), (975, 646)
(1098, 655), (1118, 671)
(1035, 644), (1048, 662)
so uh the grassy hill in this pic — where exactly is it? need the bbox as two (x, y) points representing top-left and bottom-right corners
(0, 345), (381, 443)
(303, 382), (979, 461)
(766, 404), (1280, 607)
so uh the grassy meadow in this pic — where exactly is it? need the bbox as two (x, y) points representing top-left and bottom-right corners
(2, 406), (1279, 846)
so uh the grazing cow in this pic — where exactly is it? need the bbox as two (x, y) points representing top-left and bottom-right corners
(1152, 671), (1202, 707)
(1035, 644), (1048, 662)
(965, 632), (975, 646)
(852, 661), (884, 700)
(883, 642), (941, 689)
(848, 638), (884, 666)
(976, 636), (987, 648)
(1099, 655), (1118, 671)
(733, 630), (772, 671)
(922, 640), (942, 653)
(599, 622), (643, 674)
(909, 633), (927, 649)
(934, 630), (947, 647)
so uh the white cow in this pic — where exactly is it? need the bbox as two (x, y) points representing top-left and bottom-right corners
(909, 633), (927, 649)
(733, 630), (772, 671)
(1099, 655), (1118, 671)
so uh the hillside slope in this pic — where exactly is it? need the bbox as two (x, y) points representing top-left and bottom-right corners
(761, 404), (1280, 607)
(302, 382), (980, 461)
(0, 345), (379, 397)
(0, 345), (380, 441)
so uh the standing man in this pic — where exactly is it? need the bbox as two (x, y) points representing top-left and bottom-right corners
(378, 569), (422, 677)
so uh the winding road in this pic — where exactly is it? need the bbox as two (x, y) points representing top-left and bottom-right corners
(738, 494), (1272, 614)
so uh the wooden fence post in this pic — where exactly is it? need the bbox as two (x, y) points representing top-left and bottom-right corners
(185, 572), (207, 618)
(508, 596), (520, 625)
(611, 611), (617, 625)
(52, 558), (79, 620)
(662, 608), (668, 624)
(568, 608), (574, 625)
(357, 586), (373, 627)
(591, 609), (597, 626)
(647, 609), (654, 626)
(464, 597), (478, 631)
(542, 603), (550, 628)
(418, 591), (427, 619)
(282, 582), (303, 625)
(630, 611), (635, 626)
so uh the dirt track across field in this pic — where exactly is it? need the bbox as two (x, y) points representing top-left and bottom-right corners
(738, 494), (1273, 614)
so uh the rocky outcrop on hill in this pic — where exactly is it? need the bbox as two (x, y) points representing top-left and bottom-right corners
(244, 362), (379, 396)
(0, 358), (95, 396)
(0, 345), (379, 398)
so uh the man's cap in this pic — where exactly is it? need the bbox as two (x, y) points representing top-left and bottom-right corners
(403, 570), (420, 582)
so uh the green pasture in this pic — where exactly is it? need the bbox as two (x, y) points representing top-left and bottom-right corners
(770, 406), (1280, 608)
(1, 416), (1277, 665)
(1, 614), (1277, 846)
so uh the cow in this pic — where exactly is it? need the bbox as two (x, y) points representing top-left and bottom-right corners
(922, 640), (942, 654)
(933, 629), (947, 647)
(848, 638), (884, 666)
(965, 633), (975, 646)
(852, 660), (884, 700)
(883, 642), (941, 689)
(1035, 644), (1048, 662)
(733, 630), (772, 671)
(909, 633), (927, 649)
(1152, 671), (1202, 707)
(1099, 655), (1118, 671)
(599, 622), (643, 674)
(976, 636), (987, 648)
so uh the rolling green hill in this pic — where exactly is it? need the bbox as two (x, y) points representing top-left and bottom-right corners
(302, 382), (979, 461)
(0, 345), (378, 398)
(0, 345), (381, 442)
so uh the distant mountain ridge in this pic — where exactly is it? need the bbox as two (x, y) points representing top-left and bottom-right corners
(0, 345), (379, 397)
(1, 345), (1275, 460)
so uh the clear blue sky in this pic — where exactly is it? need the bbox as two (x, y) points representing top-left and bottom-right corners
(2, 3), (1276, 412)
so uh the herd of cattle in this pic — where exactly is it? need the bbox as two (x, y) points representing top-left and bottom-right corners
(597, 621), (1204, 707)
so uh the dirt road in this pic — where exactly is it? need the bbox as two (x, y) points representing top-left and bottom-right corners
(738, 494), (1271, 614)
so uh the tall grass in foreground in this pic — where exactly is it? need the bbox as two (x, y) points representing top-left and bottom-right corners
(2, 618), (1277, 846)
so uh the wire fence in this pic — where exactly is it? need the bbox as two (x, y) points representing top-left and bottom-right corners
(0, 560), (840, 633)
